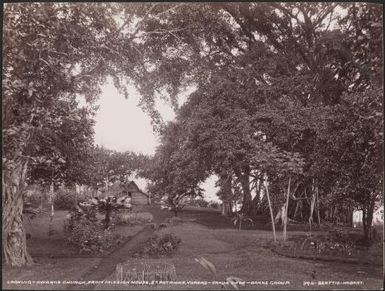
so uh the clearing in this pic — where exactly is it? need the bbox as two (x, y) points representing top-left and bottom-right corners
(2, 206), (383, 290)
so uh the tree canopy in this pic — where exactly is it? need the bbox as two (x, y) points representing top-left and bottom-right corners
(128, 3), (383, 235)
(2, 2), (383, 266)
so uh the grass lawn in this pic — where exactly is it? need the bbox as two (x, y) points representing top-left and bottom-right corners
(23, 210), (145, 258)
(3, 207), (383, 290)
(96, 221), (383, 290)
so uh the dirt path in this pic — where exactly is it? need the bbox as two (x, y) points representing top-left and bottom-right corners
(67, 224), (156, 290)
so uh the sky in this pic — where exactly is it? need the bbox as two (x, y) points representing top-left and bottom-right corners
(93, 77), (220, 202)
(93, 78), (173, 155)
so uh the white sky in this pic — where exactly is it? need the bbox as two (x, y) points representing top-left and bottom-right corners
(94, 78), (174, 155)
(93, 77), (220, 202)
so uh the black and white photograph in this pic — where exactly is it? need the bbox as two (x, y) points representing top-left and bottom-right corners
(2, 2), (384, 290)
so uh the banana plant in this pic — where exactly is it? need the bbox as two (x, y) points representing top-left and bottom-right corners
(231, 212), (254, 230)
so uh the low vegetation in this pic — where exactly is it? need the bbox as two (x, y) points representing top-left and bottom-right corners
(2, 207), (383, 290)
(64, 214), (115, 254)
(54, 189), (84, 210)
(115, 211), (153, 225)
(63, 205), (114, 254)
(63, 196), (131, 254)
(133, 232), (182, 259)
(273, 227), (383, 265)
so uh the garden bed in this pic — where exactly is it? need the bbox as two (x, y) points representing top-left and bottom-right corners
(28, 234), (132, 259)
(24, 210), (145, 259)
(271, 229), (383, 266)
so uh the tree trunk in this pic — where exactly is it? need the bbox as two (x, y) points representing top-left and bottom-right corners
(250, 187), (260, 218)
(2, 160), (33, 267)
(283, 176), (291, 241)
(308, 180), (316, 229)
(263, 181), (277, 243)
(274, 205), (284, 224)
(105, 174), (109, 193)
(235, 166), (252, 216)
(219, 172), (233, 217)
(257, 188), (268, 215)
(362, 207), (368, 238)
(315, 183), (321, 225)
(48, 182), (55, 236)
(293, 200), (300, 220)
(222, 202), (231, 216)
(251, 179), (261, 214)
(348, 206), (354, 227)
(363, 197), (376, 241)
(105, 210), (112, 228)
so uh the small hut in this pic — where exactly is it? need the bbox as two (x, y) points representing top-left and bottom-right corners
(125, 181), (151, 206)
(107, 180), (151, 209)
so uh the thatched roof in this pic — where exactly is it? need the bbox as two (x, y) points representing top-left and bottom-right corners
(109, 180), (150, 197)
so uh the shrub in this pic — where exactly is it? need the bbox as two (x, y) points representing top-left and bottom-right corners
(134, 232), (182, 258)
(189, 198), (209, 208)
(24, 185), (45, 208)
(55, 189), (84, 210)
(63, 209), (114, 254)
(208, 201), (220, 209)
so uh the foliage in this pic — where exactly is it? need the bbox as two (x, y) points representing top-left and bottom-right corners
(114, 211), (153, 225)
(134, 232), (182, 258)
(286, 228), (383, 260)
(208, 201), (221, 209)
(188, 198), (209, 208)
(187, 199), (223, 210)
(126, 2), (383, 241)
(2, 2), (132, 265)
(3, 2), (124, 186)
(2, 2), (383, 266)
(54, 188), (85, 210)
(26, 102), (96, 188)
(63, 196), (131, 253)
(186, 198), (221, 209)
(86, 146), (151, 192)
(24, 185), (46, 208)
(79, 196), (132, 228)
(231, 212), (254, 230)
(144, 122), (208, 215)
(63, 214), (114, 254)
(158, 195), (186, 216)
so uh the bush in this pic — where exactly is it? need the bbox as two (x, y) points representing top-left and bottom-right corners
(208, 201), (220, 209)
(54, 189), (84, 210)
(189, 198), (209, 208)
(24, 185), (45, 208)
(134, 232), (182, 258)
(63, 210), (114, 254)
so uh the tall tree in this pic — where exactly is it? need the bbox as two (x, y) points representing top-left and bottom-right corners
(2, 3), (126, 266)
(87, 146), (142, 193)
(3, 2), (382, 267)
(27, 99), (96, 188)
(122, 3), (382, 238)
(144, 122), (208, 216)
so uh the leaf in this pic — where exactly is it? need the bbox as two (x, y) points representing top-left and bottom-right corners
(371, 22), (382, 28)
(194, 256), (216, 275)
